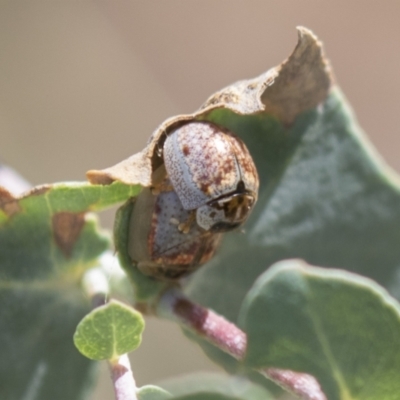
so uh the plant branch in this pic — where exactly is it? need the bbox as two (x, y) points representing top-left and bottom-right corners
(157, 288), (327, 400)
(262, 369), (327, 400)
(109, 354), (138, 400)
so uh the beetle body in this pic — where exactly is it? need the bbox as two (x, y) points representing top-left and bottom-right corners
(128, 121), (258, 281)
(128, 178), (221, 281)
(163, 122), (259, 232)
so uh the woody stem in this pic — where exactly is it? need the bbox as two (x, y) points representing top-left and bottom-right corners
(156, 288), (327, 400)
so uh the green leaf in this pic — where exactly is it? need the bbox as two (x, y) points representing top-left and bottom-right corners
(186, 86), (400, 325)
(159, 372), (273, 400)
(239, 259), (400, 400)
(137, 385), (173, 400)
(74, 299), (144, 361)
(0, 285), (97, 400)
(183, 86), (400, 388)
(0, 180), (139, 399)
(0, 181), (139, 278)
(114, 199), (165, 301)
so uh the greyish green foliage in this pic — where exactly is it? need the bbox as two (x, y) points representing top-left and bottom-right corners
(188, 88), (400, 319)
(180, 89), (400, 392)
(137, 373), (272, 400)
(0, 182), (139, 400)
(3, 35), (400, 400)
(137, 385), (172, 400)
(240, 260), (400, 400)
(158, 373), (272, 400)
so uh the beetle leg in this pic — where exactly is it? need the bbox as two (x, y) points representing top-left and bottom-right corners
(151, 180), (174, 195)
(178, 211), (196, 234)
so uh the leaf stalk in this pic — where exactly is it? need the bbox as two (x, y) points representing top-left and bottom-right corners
(109, 354), (138, 400)
(157, 288), (327, 400)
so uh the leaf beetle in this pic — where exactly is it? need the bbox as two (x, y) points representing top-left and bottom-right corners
(163, 121), (259, 232)
(128, 176), (221, 281)
(128, 121), (258, 281)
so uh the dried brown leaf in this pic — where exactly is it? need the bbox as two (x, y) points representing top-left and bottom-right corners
(87, 27), (332, 187)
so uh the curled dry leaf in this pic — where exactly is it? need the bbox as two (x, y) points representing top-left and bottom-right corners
(86, 26), (333, 187)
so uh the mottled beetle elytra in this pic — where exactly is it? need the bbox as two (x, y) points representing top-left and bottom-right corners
(128, 177), (222, 281)
(164, 122), (259, 232)
(128, 121), (259, 281)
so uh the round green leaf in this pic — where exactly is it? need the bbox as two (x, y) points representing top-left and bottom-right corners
(137, 385), (172, 400)
(239, 259), (400, 400)
(184, 87), (400, 382)
(74, 299), (144, 361)
(159, 373), (273, 400)
(188, 86), (400, 320)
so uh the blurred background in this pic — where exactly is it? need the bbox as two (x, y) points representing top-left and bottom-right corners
(1, 1), (400, 398)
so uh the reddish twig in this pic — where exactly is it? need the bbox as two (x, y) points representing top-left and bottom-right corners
(264, 369), (327, 400)
(169, 293), (247, 359)
(109, 355), (138, 400)
(157, 288), (327, 400)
